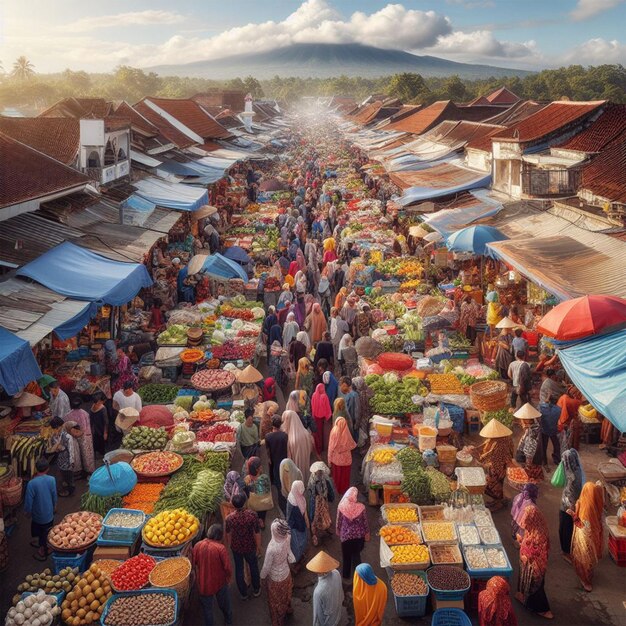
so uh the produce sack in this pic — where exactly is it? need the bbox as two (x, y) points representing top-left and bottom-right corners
(89, 461), (137, 496)
(551, 461), (566, 488)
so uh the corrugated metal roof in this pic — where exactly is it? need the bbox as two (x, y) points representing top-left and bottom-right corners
(389, 161), (487, 190)
(0, 279), (90, 345)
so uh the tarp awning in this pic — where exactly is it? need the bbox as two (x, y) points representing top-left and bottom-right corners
(223, 245), (251, 263)
(0, 327), (43, 395)
(16, 241), (153, 305)
(486, 235), (626, 301)
(123, 194), (156, 213)
(133, 177), (208, 211)
(203, 253), (248, 283)
(130, 150), (162, 167)
(557, 330), (626, 432)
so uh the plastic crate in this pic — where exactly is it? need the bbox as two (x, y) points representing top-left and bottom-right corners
(101, 588), (179, 625)
(462, 544), (513, 578)
(427, 566), (470, 601)
(386, 568), (429, 618)
(609, 533), (626, 566)
(21, 590), (65, 605)
(441, 403), (465, 433)
(432, 608), (472, 626)
(51, 548), (92, 574)
(101, 508), (145, 543)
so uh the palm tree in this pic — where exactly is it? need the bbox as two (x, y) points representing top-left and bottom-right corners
(12, 56), (35, 80)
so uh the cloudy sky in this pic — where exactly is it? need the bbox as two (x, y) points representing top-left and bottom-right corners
(1, 0), (625, 73)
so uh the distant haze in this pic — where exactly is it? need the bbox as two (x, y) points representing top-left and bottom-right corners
(147, 43), (533, 80)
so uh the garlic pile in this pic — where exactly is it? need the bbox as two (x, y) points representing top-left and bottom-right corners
(5, 590), (61, 626)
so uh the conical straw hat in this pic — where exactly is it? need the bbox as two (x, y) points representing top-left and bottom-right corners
(480, 418), (512, 438)
(238, 364), (263, 384)
(495, 316), (518, 329)
(306, 550), (340, 574)
(14, 392), (46, 407)
(514, 403), (541, 420)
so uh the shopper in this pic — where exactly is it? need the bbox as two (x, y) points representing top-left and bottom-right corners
(243, 456), (272, 529)
(508, 351), (531, 409)
(281, 409), (314, 485)
(352, 563), (387, 626)
(511, 483), (539, 543)
(559, 449), (583, 562)
(225, 493), (261, 600)
(279, 458), (303, 516)
(112, 380), (142, 412)
(328, 417), (356, 495)
(24, 457), (57, 561)
(478, 576), (518, 626)
(89, 392), (108, 457)
(307, 462), (335, 547)
(50, 418), (81, 497)
(336, 487), (369, 581)
(193, 523), (233, 626)
(260, 519), (295, 626)
(307, 551), (343, 626)
(47, 380), (70, 419)
(64, 395), (95, 475)
(265, 416), (288, 491)
(239, 409), (260, 460)
(286, 480), (309, 565)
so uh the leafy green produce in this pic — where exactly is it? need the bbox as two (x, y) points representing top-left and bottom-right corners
(402, 467), (431, 504)
(137, 383), (180, 404)
(481, 408), (514, 428)
(396, 446), (424, 472)
(186, 469), (224, 518)
(122, 426), (168, 450)
(80, 491), (123, 516)
(157, 324), (189, 345)
(365, 374), (427, 414)
(174, 395), (194, 411)
(425, 467), (452, 503)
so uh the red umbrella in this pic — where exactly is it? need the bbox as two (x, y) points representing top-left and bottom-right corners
(537, 295), (626, 340)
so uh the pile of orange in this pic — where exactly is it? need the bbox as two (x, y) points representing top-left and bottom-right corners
(380, 524), (422, 545)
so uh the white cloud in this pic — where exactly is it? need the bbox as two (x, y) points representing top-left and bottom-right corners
(570, 0), (625, 21)
(428, 30), (538, 60)
(446, 0), (496, 8)
(65, 10), (185, 32)
(561, 37), (626, 63)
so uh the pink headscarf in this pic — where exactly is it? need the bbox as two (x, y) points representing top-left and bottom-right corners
(311, 383), (332, 420)
(338, 486), (365, 520)
(287, 480), (306, 515)
(328, 416), (356, 467)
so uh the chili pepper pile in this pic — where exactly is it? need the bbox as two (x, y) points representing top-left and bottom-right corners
(196, 423), (237, 443)
(110, 554), (156, 591)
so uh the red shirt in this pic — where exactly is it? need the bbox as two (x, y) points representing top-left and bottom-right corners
(192, 539), (232, 596)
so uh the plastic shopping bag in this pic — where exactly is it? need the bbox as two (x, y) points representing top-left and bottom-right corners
(551, 461), (566, 488)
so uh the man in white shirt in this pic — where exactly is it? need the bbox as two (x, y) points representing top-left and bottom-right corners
(508, 350), (531, 409)
(48, 381), (70, 418)
(112, 381), (142, 413)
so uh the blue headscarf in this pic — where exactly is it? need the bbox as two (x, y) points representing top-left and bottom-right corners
(355, 563), (377, 586)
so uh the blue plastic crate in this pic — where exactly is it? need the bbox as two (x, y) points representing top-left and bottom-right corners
(427, 566), (470, 601)
(432, 608), (472, 626)
(462, 544), (513, 579)
(386, 568), (429, 618)
(100, 508), (145, 543)
(442, 403), (465, 433)
(100, 588), (179, 625)
(51, 548), (92, 574)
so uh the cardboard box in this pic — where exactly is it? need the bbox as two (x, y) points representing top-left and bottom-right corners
(431, 596), (465, 611)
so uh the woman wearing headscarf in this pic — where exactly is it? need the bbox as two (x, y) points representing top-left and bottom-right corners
(281, 410), (314, 485)
(336, 487), (370, 580)
(286, 389), (313, 432)
(515, 506), (553, 619)
(305, 303), (327, 345)
(277, 285), (293, 310)
(341, 296), (359, 331)
(304, 241), (318, 269)
(478, 576), (518, 626)
(352, 563), (387, 626)
(334, 287), (348, 312)
(307, 462), (335, 547)
(295, 248), (307, 272)
(569, 481), (604, 592)
(294, 296), (307, 328)
(282, 312), (300, 349)
(262, 378), (276, 403)
(330, 308), (349, 358)
(263, 307), (278, 359)
(352, 377), (373, 453)
(332, 398), (348, 427)
(322, 370), (339, 406)
(258, 401), (279, 441)
(261, 519), (295, 626)
(294, 270), (307, 296)
(338, 334), (357, 377)
(224, 470), (248, 503)
(279, 458), (302, 515)
(311, 384), (332, 455)
(286, 480), (309, 564)
(288, 259), (299, 278)
(353, 305), (374, 340)
(477, 419), (514, 511)
(295, 358), (314, 398)
(559, 449), (584, 561)
(243, 456), (272, 529)
(495, 327), (514, 380)
(511, 483), (539, 543)
(268, 342), (285, 387)
(65, 396), (95, 475)
(328, 417), (356, 495)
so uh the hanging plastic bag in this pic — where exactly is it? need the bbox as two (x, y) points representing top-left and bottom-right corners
(551, 461), (566, 488)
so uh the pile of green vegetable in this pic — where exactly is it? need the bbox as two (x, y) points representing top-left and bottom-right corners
(402, 467), (431, 504)
(186, 469), (224, 518)
(156, 324), (189, 345)
(122, 426), (168, 450)
(396, 446), (424, 472)
(481, 407), (514, 428)
(425, 467), (452, 503)
(365, 373), (427, 414)
(80, 492), (123, 517)
(137, 383), (180, 404)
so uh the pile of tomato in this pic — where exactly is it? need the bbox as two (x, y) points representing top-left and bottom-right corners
(110, 553), (156, 591)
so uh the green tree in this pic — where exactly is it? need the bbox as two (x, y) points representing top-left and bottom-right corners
(226, 77), (246, 91)
(386, 72), (429, 103)
(60, 69), (91, 96)
(12, 56), (35, 80)
(441, 75), (468, 101)
(243, 76), (264, 98)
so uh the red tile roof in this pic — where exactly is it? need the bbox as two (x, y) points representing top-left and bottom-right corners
(0, 117), (79, 165)
(0, 133), (89, 209)
(112, 102), (158, 136)
(142, 98), (232, 140)
(485, 87), (520, 105)
(468, 96), (490, 106)
(556, 104), (626, 153)
(40, 98), (113, 119)
(132, 101), (196, 149)
(483, 100), (547, 127)
(350, 102), (384, 125)
(581, 134), (626, 203)
(492, 101), (606, 143)
(385, 101), (456, 134)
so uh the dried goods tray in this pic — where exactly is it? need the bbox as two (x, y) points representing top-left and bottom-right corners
(385, 568), (429, 618)
(380, 538), (430, 571)
(100, 588), (179, 626)
(381, 503), (420, 525)
(462, 544), (512, 578)
(456, 523), (480, 546)
(418, 505), (445, 522)
(421, 521), (457, 545)
(428, 544), (463, 568)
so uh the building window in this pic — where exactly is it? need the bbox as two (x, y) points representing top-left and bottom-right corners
(87, 151), (100, 168)
(104, 140), (115, 166)
(117, 147), (126, 161)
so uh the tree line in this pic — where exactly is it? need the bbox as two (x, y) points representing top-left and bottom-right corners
(0, 58), (624, 110)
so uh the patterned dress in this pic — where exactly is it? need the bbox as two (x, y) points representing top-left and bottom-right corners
(480, 436), (513, 502)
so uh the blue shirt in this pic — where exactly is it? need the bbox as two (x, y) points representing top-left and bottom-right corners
(512, 336), (528, 355)
(24, 474), (57, 524)
(539, 402), (561, 437)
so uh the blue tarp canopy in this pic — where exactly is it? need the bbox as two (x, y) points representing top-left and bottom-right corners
(0, 327), (43, 395)
(122, 194), (156, 213)
(16, 242), (153, 306)
(133, 177), (208, 211)
(446, 225), (508, 256)
(557, 330), (626, 432)
(156, 159), (227, 184)
(223, 246), (251, 264)
(54, 301), (99, 340)
(397, 173), (491, 207)
(422, 194), (503, 238)
(202, 254), (248, 283)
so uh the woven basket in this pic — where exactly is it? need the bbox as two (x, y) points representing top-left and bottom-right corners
(0, 477), (22, 507)
(470, 381), (508, 411)
(149, 556), (192, 597)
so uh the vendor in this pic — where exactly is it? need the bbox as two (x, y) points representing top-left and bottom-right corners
(47, 380), (70, 419)
(475, 419), (514, 511)
(514, 403), (544, 482)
